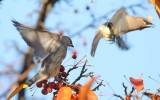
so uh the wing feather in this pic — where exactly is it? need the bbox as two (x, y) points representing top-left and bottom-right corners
(110, 8), (128, 35)
(91, 30), (103, 57)
(12, 20), (60, 62)
(110, 8), (152, 36)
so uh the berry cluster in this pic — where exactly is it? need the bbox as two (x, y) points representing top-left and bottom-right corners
(71, 93), (79, 100)
(36, 79), (63, 95)
(36, 65), (67, 95)
(35, 64), (81, 100)
(34, 54), (90, 100)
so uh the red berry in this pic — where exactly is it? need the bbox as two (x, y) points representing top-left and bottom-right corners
(43, 84), (49, 89)
(61, 72), (67, 77)
(72, 55), (77, 59)
(71, 94), (78, 100)
(60, 65), (65, 72)
(36, 82), (42, 88)
(72, 51), (77, 55)
(47, 86), (52, 93)
(57, 82), (63, 89)
(48, 82), (56, 89)
(41, 80), (47, 84)
(41, 89), (48, 95)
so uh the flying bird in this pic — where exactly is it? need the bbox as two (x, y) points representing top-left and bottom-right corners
(91, 8), (153, 57)
(7, 20), (74, 100)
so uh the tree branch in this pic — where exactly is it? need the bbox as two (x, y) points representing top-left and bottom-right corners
(122, 83), (127, 96)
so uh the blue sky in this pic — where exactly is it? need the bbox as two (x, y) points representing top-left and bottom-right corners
(0, 0), (160, 100)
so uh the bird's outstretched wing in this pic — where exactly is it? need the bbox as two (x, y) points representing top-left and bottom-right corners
(91, 30), (103, 57)
(109, 8), (128, 36)
(12, 20), (61, 62)
(110, 8), (153, 36)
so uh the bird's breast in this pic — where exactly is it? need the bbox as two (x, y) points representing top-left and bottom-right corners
(99, 25), (111, 40)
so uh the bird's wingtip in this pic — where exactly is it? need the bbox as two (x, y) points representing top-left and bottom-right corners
(91, 52), (95, 57)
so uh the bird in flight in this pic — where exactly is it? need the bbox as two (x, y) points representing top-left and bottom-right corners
(91, 8), (153, 57)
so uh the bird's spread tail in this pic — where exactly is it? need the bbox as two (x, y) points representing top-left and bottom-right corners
(116, 37), (129, 50)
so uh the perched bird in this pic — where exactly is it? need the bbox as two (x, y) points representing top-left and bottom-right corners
(91, 8), (153, 57)
(7, 20), (74, 100)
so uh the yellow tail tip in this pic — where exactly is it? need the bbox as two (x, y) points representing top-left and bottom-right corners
(7, 84), (29, 100)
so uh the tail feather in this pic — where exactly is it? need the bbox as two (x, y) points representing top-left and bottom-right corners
(116, 37), (129, 50)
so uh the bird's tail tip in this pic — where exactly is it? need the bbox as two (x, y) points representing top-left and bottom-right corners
(7, 84), (29, 100)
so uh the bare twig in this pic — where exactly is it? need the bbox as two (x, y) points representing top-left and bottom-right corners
(129, 87), (135, 96)
(113, 94), (124, 100)
(122, 83), (127, 96)
(92, 80), (104, 91)
(72, 60), (88, 84)
(65, 55), (86, 79)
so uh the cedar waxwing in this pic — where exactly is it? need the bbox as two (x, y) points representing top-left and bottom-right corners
(7, 20), (74, 100)
(91, 8), (153, 57)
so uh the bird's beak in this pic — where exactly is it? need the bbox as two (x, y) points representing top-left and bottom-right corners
(70, 45), (74, 47)
(146, 22), (154, 28)
(7, 84), (29, 100)
(146, 24), (154, 28)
